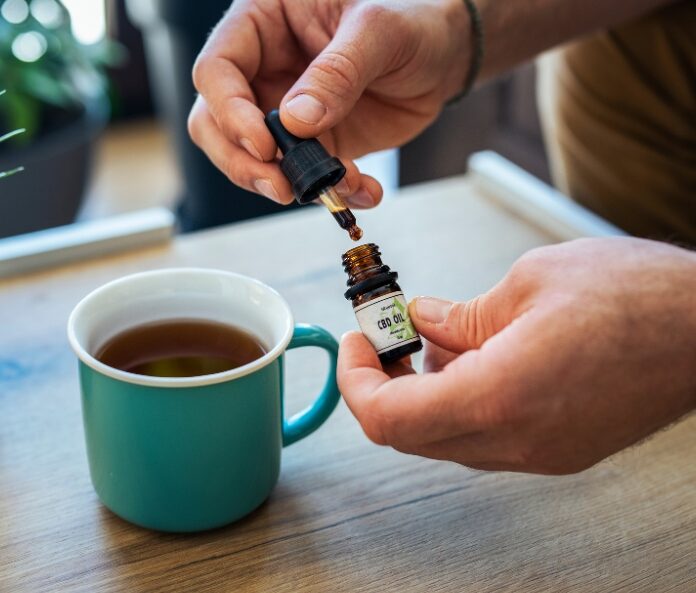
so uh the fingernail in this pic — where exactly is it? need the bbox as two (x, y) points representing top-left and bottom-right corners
(285, 94), (326, 124)
(414, 297), (453, 323)
(346, 189), (375, 209)
(254, 178), (280, 202)
(240, 137), (263, 161)
(335, 178), (351, 196)
(341, 330), (364, 344)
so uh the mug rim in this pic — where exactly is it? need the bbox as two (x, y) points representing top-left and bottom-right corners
(67, 268), (294, 388)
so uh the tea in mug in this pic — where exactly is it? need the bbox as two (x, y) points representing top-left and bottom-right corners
(95, 319), (267, 378)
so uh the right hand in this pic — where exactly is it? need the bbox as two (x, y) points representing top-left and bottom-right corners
(188, 0), (470, 207)
(338, 238), (696, 474)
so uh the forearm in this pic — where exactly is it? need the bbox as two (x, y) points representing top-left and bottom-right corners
(476, 0), (678, 80)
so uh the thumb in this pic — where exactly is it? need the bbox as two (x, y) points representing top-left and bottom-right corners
(280, 6), (396, 137)
(409, 294), (513, 354)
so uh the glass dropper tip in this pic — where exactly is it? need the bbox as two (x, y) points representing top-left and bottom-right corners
(348, 225), (363, 241)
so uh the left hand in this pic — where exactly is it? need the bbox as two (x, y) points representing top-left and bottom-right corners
(188, 0), (470, 207)
(338, 237), (696, 474)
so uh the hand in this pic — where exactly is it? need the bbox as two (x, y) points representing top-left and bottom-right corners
(188, 0), (469, 207)
(338, 238), (696, 474)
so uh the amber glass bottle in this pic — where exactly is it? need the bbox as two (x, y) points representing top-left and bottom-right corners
(342, 244), (423, 364)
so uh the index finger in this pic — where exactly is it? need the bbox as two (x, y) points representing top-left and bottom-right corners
(192, 2), (276, 161)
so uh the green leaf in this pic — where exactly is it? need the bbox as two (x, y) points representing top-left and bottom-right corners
(0, 166), (24, 179)
(0, 92), (39, 143)
(22, 68), (77, 107)
(0, 128), (25, 143)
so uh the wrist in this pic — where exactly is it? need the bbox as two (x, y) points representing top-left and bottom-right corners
(442, 0), (474, 101)
(686, 249), (696, 388)
(672, 245), (696, 411)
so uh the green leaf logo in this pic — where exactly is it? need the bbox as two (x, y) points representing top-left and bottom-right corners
(393, 297), (416, 339)
(393, 297), (406, 314)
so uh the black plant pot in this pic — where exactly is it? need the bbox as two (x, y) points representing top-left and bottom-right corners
(125, 0), (299, 232)
(0, 98), (108, 239)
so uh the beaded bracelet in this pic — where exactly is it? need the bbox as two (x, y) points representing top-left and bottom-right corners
(447, 0), (485, 105)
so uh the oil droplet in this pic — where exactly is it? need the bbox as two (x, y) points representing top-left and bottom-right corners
(348, 225), (363, 241)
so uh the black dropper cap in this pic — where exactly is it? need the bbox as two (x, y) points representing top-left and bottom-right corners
(265, 109), (346, 205)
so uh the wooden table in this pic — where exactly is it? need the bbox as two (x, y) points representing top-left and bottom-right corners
(2, 173), (695, 592)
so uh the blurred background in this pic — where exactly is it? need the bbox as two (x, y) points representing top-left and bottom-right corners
(0, 0), (550, 240)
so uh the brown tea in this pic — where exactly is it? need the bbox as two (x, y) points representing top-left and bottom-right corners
(95, 319), (267, 378)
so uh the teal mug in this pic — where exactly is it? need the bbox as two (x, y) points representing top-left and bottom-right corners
(67, 268), (340, 532)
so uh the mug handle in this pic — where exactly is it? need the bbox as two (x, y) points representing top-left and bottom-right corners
(282, 324), (341, 446)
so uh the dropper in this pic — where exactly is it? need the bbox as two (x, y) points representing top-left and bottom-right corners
(265, 110), (363, 241)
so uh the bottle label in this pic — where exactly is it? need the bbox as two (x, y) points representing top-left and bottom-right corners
(353, 291), (420, 355)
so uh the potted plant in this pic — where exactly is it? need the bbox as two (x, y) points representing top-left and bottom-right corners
(0, 0), (114, 238)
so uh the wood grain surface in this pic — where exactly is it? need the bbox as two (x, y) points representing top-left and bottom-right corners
(1, 177), (694, 592)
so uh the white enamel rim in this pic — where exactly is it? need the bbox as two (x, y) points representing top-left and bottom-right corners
(67, 268), (294, 388)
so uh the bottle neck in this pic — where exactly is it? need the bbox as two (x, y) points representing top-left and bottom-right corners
(342, 244), (391, 285)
